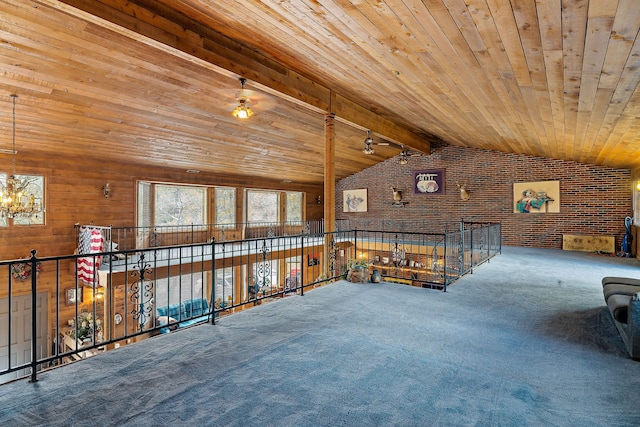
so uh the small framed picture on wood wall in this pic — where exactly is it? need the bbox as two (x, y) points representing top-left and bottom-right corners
(66, 287), (83, 306)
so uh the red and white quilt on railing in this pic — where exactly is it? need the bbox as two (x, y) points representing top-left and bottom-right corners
(77, 227), (104, 287)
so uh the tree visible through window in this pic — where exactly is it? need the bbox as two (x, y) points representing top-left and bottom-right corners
(154, 184), (206, 226)
(215, 187), (236, 227)
(286, 192), (303, 223)
(246, 190), (279, 223)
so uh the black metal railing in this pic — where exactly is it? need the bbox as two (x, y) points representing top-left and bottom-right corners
(1, 220), (500, 384)
(76, 220), (325, 253)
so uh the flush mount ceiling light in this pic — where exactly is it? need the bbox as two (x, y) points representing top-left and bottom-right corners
(231, 78), (254, 119)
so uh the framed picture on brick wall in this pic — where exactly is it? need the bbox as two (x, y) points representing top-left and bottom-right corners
(413, 169), (445, 195)
(343, 188), (368, 212)
(513, 181), (560, 213)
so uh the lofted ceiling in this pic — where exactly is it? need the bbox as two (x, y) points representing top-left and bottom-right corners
(0, 0), (639, 187)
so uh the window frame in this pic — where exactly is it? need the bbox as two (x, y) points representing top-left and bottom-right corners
(0, 172), (46, 227)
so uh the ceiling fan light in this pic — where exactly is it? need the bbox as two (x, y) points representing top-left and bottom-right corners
(232, 99), (253, 119)
(363, 145), (375, 155)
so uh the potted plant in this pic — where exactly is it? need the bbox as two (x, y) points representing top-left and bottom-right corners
(346, 258), (371, 283)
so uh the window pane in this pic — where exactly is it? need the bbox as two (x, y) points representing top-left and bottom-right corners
(0, 173), (6, 227)
(247, 190), (278, 223)
(286, 192), (303, 222)
(155, 273), (207, 309)
(11, 174), (44, 225)
(215, 187), (236, 227)
(154, 184), (206, 226)
(137, 181), (152, 228)
(214, 267), (234, 308)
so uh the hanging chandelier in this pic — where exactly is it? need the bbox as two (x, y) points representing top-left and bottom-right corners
(0, 95), (41, 219)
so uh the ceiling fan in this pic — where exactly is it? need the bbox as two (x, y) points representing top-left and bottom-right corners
(224, 78), (274, 119)
(362, 130), (390, 154)
(398, 145), (422, 164)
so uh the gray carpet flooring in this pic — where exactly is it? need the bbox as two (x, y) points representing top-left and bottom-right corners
(1, 246), (640, 426)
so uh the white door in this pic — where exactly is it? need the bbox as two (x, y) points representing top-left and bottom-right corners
(0, 292), (48, 384)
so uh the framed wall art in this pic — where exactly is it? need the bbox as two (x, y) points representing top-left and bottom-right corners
(413, 169), (445, 195)
(66, 287), (83, 306)
(513, 181), (560, 213)
(343, 188), (368, 212)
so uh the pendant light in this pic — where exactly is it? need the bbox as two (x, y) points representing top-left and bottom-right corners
(0, 95), (41, 219)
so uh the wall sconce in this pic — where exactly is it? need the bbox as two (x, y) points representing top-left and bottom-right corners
(103, 183), (110, 198)
(95, 288), (105, 299)
(316, 195), (322, 204)
(636, 181), (640, 192)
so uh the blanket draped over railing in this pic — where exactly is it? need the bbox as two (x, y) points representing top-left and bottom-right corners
(77, 226), (104, 287)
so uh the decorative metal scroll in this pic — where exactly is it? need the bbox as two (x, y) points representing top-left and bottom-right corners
(129, 253), (154, 330)
(328, 236), (337, 278)
(391, 234), (406, 275)
(457, 231), (465, 274)
(248, 241), (271, 300)
(214, 242), (233, 310)
(431, 244), (442, 280)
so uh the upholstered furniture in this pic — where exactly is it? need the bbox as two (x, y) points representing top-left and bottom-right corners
(602, 276), (640, 360)
(155, 297), (212, 334)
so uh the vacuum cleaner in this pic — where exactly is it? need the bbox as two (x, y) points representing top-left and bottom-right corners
(621, 216), (633, 257)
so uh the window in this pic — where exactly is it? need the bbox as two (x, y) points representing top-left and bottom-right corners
(246, 190), (303, 224)
(215, 187), (236, 227)
(0, 173), (45, 226)
(155, 273), (207, 309)
(214, 268), (234, 307)
(138, 182), (207, 229)
(155, 184), (206, 226)
(635, 181), (640, 225)
(286, 192), (303, 223)
(246, 190), (279, 223)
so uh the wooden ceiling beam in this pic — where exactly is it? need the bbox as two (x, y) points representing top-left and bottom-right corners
(50, 0), (431, 154)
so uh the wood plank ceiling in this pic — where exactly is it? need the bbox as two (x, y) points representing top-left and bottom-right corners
(0, 0), (639, 186)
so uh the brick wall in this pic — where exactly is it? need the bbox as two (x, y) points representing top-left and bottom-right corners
(336, 142), (632, 250)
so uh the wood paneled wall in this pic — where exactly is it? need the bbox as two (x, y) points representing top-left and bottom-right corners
(0, 153), (323, 262)
(0, 153), (324, 352)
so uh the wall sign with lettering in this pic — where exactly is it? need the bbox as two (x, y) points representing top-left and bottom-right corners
(413, 169), (445, 195)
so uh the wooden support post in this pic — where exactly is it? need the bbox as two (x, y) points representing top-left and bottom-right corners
(324, 112), (336, 233)
(324, 113), (336, 278)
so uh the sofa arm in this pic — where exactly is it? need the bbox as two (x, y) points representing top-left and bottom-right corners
(602, 276), (640, 288)
(627, 293), (640, 360)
